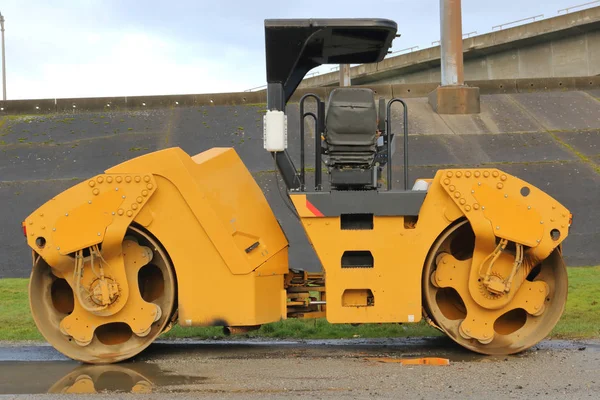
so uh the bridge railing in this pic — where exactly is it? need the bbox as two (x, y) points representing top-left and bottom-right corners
(558, 0), (600, 14)
(492, 14), (544, 31)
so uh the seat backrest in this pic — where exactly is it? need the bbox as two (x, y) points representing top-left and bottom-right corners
(325, 88), (377, 147)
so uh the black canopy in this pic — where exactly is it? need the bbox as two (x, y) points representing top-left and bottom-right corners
(264, 19), (398, 107)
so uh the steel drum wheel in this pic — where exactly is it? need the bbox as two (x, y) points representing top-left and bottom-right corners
(29, 226), (176, 364)
(422, 219), (568, 355)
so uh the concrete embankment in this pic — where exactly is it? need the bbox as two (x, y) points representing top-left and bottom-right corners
(0, 87), (598, 277)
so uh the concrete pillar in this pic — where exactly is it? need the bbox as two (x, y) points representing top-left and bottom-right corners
(339, 64), (351, 86)
(440, 0), (464, 85)
(428, 0), (480, 114)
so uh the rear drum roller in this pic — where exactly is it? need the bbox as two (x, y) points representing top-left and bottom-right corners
(422, 219), (568, 355)
(29, 226), (176, 364)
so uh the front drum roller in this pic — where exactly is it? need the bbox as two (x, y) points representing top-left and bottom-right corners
(423, 219), (568, 355)
(29, 226), (176, 364)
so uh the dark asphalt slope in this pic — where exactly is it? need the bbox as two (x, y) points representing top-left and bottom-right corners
(1, 100), (599, 277)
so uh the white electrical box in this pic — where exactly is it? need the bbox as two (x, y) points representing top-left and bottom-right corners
(263, 110), (287, 152)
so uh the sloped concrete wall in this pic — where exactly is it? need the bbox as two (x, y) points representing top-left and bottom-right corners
(1, 91), (599, 278)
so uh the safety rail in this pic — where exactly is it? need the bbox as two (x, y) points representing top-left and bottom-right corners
(386, 99), (409, 191)
(492, 14), (544, 31)
(558, 1), (600, 14)
(299, 94), (325, 191)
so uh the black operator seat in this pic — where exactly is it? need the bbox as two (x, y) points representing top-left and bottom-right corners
(324, 88), (378, 166)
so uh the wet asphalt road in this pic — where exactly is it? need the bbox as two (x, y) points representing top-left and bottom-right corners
(0, 338), (599, 399)
(1, 97), (600, 277)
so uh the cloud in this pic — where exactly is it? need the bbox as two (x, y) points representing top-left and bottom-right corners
(10, 30), (260, 99)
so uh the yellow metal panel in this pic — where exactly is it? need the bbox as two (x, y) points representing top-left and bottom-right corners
(436, 168), (570, 309)
(291, 168), (569, 325)
(59, 240), (160, 344)
(25, 173), (159, 315)
(26, 147), (288, 329)
(53, 190), (123, 255)
(109, 147), (288, 276)
(434, 253), (548, 342)
(133, 174), (285, 327)
(292, 176), (461, 323)
(105, 148), (289, 326)
(25, 173), (157, 263)
(342, 289), (371, 307)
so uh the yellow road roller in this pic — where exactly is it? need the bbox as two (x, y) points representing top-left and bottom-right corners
(22, 19), (572, 363)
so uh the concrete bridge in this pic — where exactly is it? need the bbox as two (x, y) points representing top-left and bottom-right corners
(299, 6), (600, 88)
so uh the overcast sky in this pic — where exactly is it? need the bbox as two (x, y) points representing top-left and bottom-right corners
(0, 0), (588, 99)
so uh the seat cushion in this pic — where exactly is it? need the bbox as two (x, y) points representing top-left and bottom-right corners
(325, 88), (377, 147)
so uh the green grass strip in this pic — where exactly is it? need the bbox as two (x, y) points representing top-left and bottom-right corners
(1, 266), (598, 342)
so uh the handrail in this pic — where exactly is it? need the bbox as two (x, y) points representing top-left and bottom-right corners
(299, 93), (323, 191)
(386, 98), (409, 191)
(492, 14), (544, 31)
(389, 46), (419, 55)
(558, 1), (600, 14)
(432, 31), (478, 46)
(301, 112), (317, 190)
(316, 101), (325, 190)
(244, 85), (267, 92)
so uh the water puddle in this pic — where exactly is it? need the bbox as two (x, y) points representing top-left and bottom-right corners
(0, 361), (207, 395)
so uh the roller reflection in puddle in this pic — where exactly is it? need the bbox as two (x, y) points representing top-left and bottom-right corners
(48, 363), (206, 394)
